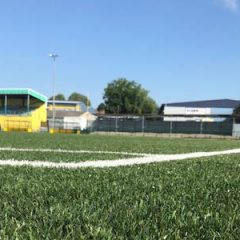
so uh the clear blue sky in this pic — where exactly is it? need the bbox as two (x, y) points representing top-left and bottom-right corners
(0, 0), (239, 107)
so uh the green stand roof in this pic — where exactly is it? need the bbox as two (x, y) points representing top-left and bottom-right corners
(0, 88), (47, 102)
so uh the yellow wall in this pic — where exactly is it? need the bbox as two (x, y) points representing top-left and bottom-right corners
(48, 104), (81, 111)
(0, 103), (47, 132)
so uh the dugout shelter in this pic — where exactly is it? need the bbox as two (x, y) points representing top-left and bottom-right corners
(0, 88), (47, 132)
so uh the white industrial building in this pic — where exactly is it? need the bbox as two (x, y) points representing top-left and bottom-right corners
(63, 112), (97, 130)
(163, 99), (240, 122)
(47, 100), (97, 131)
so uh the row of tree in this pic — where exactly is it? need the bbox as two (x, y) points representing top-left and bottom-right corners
(49, 92), (91, 107)
(51, 78), (240, 116)
(51, 78), (159, 114)
(98, 78), (158, 114)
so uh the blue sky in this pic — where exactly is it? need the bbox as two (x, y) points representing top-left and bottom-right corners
(0, 0), (239, 107)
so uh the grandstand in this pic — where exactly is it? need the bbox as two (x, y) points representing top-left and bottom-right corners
(0, 88), (47, 132)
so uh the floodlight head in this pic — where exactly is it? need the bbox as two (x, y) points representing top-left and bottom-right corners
(49, 54), (59, 61)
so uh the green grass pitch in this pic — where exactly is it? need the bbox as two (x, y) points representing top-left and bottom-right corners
(0, 132), (240, 239)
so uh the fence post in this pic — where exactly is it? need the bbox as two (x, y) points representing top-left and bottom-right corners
(115, 116), (118, 132)
(142, 116), (145, 134)
(170, 121), (173, 135)
(200, 121), (203, 134)
(232, 117), (235, 137)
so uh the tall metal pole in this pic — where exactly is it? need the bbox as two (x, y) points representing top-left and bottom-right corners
(49, 54), (59, 131)
(4, 95), (7, 114)
(27, 94), (30, 114)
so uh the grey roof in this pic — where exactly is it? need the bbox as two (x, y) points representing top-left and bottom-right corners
(48, 100), (83, 105)
(166, 99), (240, 109)
(47, 110), (96, 119)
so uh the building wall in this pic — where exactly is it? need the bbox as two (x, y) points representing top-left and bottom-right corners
(211, 108), (234, 115)
(63, 113), (97, 130)
(233, 124), (240, 137)
(0, 103), (47, 132)
(63, 117), (82, 130)
(164, 106), (212, 115)
(164, 106), (234, 122)
(163, 116), (215, 122)
(48, 104), (81, 111)
(164, 106), (213, 122)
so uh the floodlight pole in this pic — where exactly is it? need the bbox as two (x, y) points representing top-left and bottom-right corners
(49, 54), (59, 131)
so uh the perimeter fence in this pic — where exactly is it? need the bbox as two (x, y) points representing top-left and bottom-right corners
(0, 114), (237, 136)
(92, 115), (234, 136)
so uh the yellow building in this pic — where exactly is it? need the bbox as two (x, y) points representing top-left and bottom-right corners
(0, 88), (47, 132)
(47, 100), (86, 112)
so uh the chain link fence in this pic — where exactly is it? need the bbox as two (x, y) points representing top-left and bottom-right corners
(0, 115), (234, 136)
(92, 115), (233, 136)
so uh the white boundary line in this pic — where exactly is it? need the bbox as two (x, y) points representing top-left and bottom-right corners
(0, 148), (240, 169)
(0, 147), (149, 156)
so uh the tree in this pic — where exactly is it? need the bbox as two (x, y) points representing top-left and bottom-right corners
(68, 92), (91, 107)
(97, 103), (106, 112)
(233, 105), (240, 123)
(103, 78), (158, 114)
(158, 104), (165, 115)
(49, 93), (66, 101)
(234, 105), (240, 115)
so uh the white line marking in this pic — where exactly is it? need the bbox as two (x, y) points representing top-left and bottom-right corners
(0, 148), (240, 169)
(0, 147), (148, 156)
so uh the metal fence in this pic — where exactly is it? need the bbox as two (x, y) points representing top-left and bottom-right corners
(48, 119), (81, 130)
(47, 119), (94, 133)
(92, 115), (233, 136)
(0, 115), (235, 136)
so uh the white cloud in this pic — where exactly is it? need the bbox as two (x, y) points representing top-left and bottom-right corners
(218, 0), (238, 12)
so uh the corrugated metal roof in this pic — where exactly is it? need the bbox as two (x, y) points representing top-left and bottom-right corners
(48, 100), (83, 105)
(166, 99), (240, 109)
(0, 88), (47, 102)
